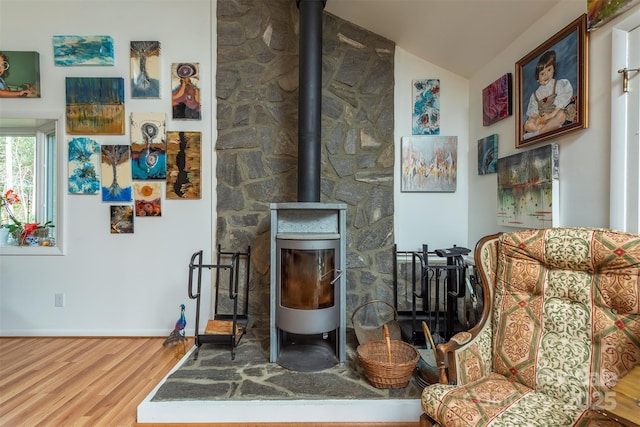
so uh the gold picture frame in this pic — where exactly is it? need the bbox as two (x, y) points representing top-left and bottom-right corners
(515, 14), (588, 148)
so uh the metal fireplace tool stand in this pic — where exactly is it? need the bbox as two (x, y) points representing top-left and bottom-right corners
(188, 245), (251, 360)
(393, 244), (472, 345)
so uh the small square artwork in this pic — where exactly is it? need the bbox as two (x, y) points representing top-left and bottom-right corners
(53, 35), (115, 66)
(66, 77), (125, 135)
(171, 62), (201, 120)
(130, 112), (166, 180)
(412, 79), (440, 135)
(477, 134), (498, 175)
(110, 205), (134, 234)
(68, 137), (101, 194)
(0, 51), (40, 98)
(130, 41), (161, 98)
(134, 182), (162, 217)
(482, 73), (512, 126)
(166, 131), (201, 199)
(101, 145), (133, 202)
(401, 135), (457, 192)
(497, 143), (559, 228)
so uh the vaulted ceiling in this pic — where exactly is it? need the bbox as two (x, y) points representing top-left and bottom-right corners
(324, 0), (563, 78)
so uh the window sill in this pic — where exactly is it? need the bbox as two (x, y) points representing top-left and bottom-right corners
(0, 245), (64, 256)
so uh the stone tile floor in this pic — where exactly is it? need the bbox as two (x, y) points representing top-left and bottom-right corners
(151, 327), (424, 402)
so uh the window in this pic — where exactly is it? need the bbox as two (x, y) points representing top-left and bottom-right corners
(0, 117), (61, 253)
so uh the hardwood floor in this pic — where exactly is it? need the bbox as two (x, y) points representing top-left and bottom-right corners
(0, 337), (418, 427)
(0, 337), (186, 427)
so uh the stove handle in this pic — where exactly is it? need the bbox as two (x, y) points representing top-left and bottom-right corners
(330, 269), (343, 286)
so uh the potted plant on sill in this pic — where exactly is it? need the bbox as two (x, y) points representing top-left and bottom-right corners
(1, 189), (55, 246)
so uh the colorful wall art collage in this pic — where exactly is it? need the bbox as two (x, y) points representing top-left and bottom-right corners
(25, 35), (204, 234)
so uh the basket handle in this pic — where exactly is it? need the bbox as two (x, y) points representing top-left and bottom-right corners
(383, 324), (392, 364)
(351, 299), (398, 325)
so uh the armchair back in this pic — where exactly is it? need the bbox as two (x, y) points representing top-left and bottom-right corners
(488, 228), (640, 410)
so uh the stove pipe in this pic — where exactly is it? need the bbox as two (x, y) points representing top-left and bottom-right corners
(297, 0), (326, 203)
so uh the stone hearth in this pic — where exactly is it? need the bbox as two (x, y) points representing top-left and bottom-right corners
(138, 328), (424, 424)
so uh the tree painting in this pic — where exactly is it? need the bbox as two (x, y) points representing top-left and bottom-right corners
(101, 145), (133, 202)
(130, 41), (161, 98)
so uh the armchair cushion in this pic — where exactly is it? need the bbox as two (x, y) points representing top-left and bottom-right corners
(420, 228), (640, 426)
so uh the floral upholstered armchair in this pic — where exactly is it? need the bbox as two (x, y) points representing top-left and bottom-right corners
(420, 227), (640, 426)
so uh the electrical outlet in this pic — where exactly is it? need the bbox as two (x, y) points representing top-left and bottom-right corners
(55, 292), (65, 307)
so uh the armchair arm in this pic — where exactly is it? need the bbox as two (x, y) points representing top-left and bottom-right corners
(434, 233), (501, 385)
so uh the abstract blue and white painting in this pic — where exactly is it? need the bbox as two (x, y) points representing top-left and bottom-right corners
(68, 137), (101, 194)
(412, 79), (440, 135)
(53, 35), (115, 66)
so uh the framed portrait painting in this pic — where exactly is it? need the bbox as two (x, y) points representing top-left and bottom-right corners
(515, 14), (588, 148)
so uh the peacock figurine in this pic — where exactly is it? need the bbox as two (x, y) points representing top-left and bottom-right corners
(163, 304), (187, 358)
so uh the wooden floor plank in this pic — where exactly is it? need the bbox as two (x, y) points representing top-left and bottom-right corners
(0, 337), (419, 427)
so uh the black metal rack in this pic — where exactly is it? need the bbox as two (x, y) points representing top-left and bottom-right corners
(393, 244), (470, 345)
(188, 245), (251, 360)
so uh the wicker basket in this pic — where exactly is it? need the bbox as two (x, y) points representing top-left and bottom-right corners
(357, 324), (420, 389)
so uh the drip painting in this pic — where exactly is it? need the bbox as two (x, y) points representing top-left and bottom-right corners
(588, 0), (640, 30)
(482, 73), (512, 126)
(66, 77), (125, 135)
(497, 143), (559, 228)
(166, 131), (201, 199)
(68, 137), (101, 194)
(134, 182), (162, 217)
(0, 51), (40, 98)
(401, 136), (457, 192)
(101, 145), (133, 202)
(130, 41), (161, 98)
(53, 35), (115, 66)
(130, 112), (166, 180)
(478, 134), (498, 175)
(110, 205), (134, 234)
(171, 62), (201, 120)
(412, 79), (440, 135)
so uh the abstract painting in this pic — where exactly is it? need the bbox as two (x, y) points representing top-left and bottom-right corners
(68, 137), (101, 194)
(66, 77), (125, 135)
(482, 73), (512, 126)
(412, 79), (440, 135)
(171, 62), (201, 120)
(497, 143), (559, 228)
(130, 112), (166, 180)
(110, 205), (134, 234)
(401, 136), (457, 192)
(53, 35), (115, 66)
(478, 134), (498, 175)
(134, 182), (162, 217)
(101, 145), (133, 202)
(166, 131), (201, 199)
(588, 0), (640, 30)
(0, 51), (40, 98)
(130, 41), (161, 98)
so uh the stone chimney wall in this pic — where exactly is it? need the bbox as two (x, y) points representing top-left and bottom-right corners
(216, 0), (396, 327)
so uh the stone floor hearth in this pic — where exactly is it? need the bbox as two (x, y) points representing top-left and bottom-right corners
(137, 328), (425, 424)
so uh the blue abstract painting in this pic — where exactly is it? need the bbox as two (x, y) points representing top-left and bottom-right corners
(68, 137), (101, 194)
(53, 35), (115, 66)
(477, 134), (498, 175)
(412, 79), (440, 135)
(130, 112), (166, 180)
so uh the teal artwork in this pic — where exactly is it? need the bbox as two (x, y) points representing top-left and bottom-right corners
(477, 134), (498, 175)
(53, 35), (115, 66)
(68, 137), (101, 194)
(412, 79), (440, 135)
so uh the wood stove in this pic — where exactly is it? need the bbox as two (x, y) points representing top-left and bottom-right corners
(270, 203), (347, 370)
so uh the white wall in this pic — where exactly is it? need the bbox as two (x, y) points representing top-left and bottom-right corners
(0, 0), (214, 336)
(394, 48), (470, 251)
(467, 0), (626, 245)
